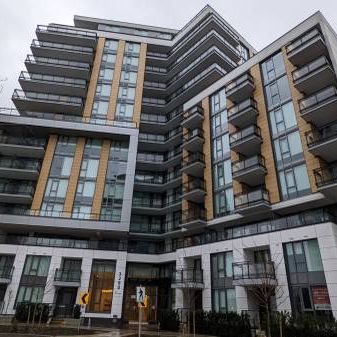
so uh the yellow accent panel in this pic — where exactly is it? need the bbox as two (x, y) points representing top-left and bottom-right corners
(82, 37), (105, 118)
(62, 137), (86, 215)
(251, 64), (281, 203)
(133, 43), (147, 126)
(31, 134), (58, 211)
(202, 97), (213, 220)
(107, 40), (126, 121)
(91, 140), (111, 219)
(282, 48), (322, 193)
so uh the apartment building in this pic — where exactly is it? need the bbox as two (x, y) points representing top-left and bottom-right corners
(0, 4), (336, 325)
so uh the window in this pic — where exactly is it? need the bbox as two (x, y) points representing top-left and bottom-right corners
(95, 84), (112, 97)
(213, 134), (230, 161)
(118, 86), (136, 100)
(269, 102), (297, 135)
(261, 52), (286, 85)
(214, 160), (232, 188)
(212, 289), (236, 313)
(23, 255), (51, 277)
(120, 71), (138, 84)
(210, 89), (226, 114)
(265, 75), (291, 109)
(102, 53), (117, 64)
(104, 39), (118, 51)
(214, 188), (234, 217)
(16, 286), (44, 304)
(99, 68), (114, 81)
(116, 103), (134, 119)
(123, 56), (139, 67)
(212, 110), (228, 136)
(125, 42), (140, 54)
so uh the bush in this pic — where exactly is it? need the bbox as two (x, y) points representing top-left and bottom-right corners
(15, 303), (50, 323)
(158, 309), (180, 331)
(192, 310), (251, 337)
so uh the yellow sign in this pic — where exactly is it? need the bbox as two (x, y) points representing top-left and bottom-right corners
(138, 295), (148, 308)
(79, 291), (89, 305)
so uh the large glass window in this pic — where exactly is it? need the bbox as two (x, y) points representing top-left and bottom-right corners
(212, 289), (236, 313)
(214, 160), (232, 188)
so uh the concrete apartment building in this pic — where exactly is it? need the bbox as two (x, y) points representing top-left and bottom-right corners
(0, 4), (336, 325)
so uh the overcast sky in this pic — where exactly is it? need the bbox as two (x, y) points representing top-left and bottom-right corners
(1, 0), (337, 108)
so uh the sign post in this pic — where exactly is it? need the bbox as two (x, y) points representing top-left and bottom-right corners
(136, 286), (146, 337)
(78, 291), (89, 332)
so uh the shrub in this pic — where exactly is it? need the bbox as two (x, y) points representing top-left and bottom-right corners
(158, 309), (180, 331)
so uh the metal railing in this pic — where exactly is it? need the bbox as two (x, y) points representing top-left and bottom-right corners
(292, 56), (331, 81)
(314, 165), (337, 187)
(234, 188), (270, 209)
(299, 86), (337, 112)
(232, 154), (266, 174)
(228, 98), (257, 118)
(54, 268), (81, 282)
(183, 178), (206, 193)
(182, 207), (206, 223)
(172, 268), (203, 284)
(286, 28), (323, 53)
(182, 152), (205, 167)
(305, 121), (337, 147)
(233, 261), (275, 280)
(183, 105), (204, 120)
(230, 124), (261, 145)
(36, 25), (97, 38)
(183, 128), (204, 142)
(226, 73), (254, 92)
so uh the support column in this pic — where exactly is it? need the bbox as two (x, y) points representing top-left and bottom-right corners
(111, 253), (127, 318)
(43, 255), (62, 304)
(77, 256), (93, 304)
(201, 252), (212, 311)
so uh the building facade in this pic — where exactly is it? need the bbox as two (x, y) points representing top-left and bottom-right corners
(0, 5), (336, 324)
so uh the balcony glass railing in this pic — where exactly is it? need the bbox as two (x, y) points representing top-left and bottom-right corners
(230, 125), (261, 145)
(132, 196), (182, 209)
(31, 39), (94, 54)
(233, 261), (275, 280)
(36, 25), (97, 39)
(0, 134), (46, 148)
(232, 155), (266, 174)
(0, 183), (35, 196)
(286, 29), (323, 54)
(13, 89), (83, 106)
(183, 178), (206, 193)
(228, 98), (257, 118)
(306, 121), (337, 147)
(145, 65), (167, 74)
(292, 56), (331, 81)
(19, 71), (86, 88)
(130, 221), (181, 234)
(314, 165), (337, 187)
(142, 97), (166, 106)
(226, 73), (254, 92)
(54, 268), (81, 282)
(183, 128), (204, 142)
(25, 55), (90, 70)
(183, 105), (204, 120)
(0, 157), (40, 171)
(135, 171), (181, 185)
(0, 266), (14, 280)
(143, 81), (166, 89)
(182, 207), (206, 223)
(234, 188), (270, 209)
(299, 86), (337, 112)
(182, 152), (205, 167)
(172, 268), (203, 283)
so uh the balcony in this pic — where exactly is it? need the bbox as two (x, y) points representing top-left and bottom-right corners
(226, 73), (255, 103)
(228, 98), (258, 128)
(0, 266), (14, 284)
(0, 135), (46, 158)
(181, 152), (205, 177)
(230, 125), (262, 156)
(232, 155), (267, 186)
(234, 188), (271, 214)
(286, 28), (327, 66)
(31, 39), (94, 63)
(134, 172), (181, 192)
(132, 198), (182, 215)
(292, 56), (336, 95)
(181, 207), (207, 228)
(182, 178), (206, 203)
(314, 165), (337, 200)
(25, 55), (91, 80)
(299, 86), (337, 127)
(54, 268), (81, 287)
(19, 71), (87, 97)
(0, 157), (40, 180)
(0, 183), (35, 204)
(136, 150), (182, 171)
(36, 25), (97, 48)
(232, 261), (276, 287)
(183, 128), (204, 152)
(171, 269), (204, 289)
(12, 90), (84, 115)
(181, 105), (204, 129)
(306, 122), (337, 162)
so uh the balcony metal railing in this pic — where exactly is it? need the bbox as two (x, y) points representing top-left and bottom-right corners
(233, 261), (275, 280)
(299, 86), (337, 112)
(31, 39), (94, 54)
(54, 268), (81, 283)
(230, 125), (261, 145)
(12, 89), (83, 106)
(0, 157), (40, 171)
(183, 178), (206, 193)
(0, 134), (46, 148)
(19, 71), (87, 88)
(232, 155), (266, 174)
(292, 56), (331, 81)
(36, 25), (97, 39)
(226, 73), (254, 92)
(0, 266), (14, 280)
(314, 165), (337, 187)
(182, 152), (205, 167)
(172, 268), (203, 284)
(183, 105), (204, 120)
(234, 188), (270, 209)
(182, 207), (206, 223)
(305, 121), (337, 147)
(286, 28), (323, 54)
(228, 98), (257, 118)
(25, 55), (90, 70)
(183, 128), (204, 142)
